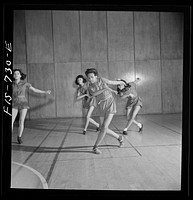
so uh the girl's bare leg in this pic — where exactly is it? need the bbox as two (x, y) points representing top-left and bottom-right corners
(94, 113), (114, 147)
(18, 109), (28, 137)
(99, 116), (104, 126)
(124, 105), (141, 131)
(12, 108), (18, 132)
(84, 106), (99, 132)
(123, 108), (131, 133)
(126, 107), (132, 121)
(93, 113), (124, 154)
(133, 119), (142, 128)
(106, 128), (119, 139)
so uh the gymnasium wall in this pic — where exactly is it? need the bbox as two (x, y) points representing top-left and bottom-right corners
(13, 10), (183, 119)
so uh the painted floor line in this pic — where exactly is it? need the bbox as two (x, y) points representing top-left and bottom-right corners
(12, 161), (48, 189)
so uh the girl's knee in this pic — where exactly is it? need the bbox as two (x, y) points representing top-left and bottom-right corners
(86, 115), (90, 120)
(101, 125), (108, 133)
(127, 116), (135, 122)
(19, 119), (25, 125)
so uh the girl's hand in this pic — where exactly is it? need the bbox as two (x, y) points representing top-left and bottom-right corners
(119, 92), (123, 97)
(134, 77), (140, 84)
(86, 91), (91, 98)
(86, 94), (91, 98)
(46, 90), (51, 94)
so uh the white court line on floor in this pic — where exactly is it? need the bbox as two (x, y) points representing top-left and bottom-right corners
(12, 161), (49, 189)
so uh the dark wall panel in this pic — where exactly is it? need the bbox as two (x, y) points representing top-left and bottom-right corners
(162, 60), (183, 113)
(160, 12), (183, 60)
(80, 11), (107, 62)
(13, 10), (26, 64)
(53, 11), (81, 63)
(55, 62), (82, 117)
(135, 60), (162, 114)
(28, 63), (56, 119)
(25, 10), (54, 63)
(134, 12), (160, 61)
(107, 11), (134, 61)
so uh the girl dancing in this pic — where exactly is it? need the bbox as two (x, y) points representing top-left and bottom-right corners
(12, 69), (51, 144)
(85, 68), (125, 154)
(117, 78), (143, 135)
(75, 75), (100, 135)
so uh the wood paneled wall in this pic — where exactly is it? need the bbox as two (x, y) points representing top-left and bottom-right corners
(13, 10), (183, 118)
(53, 11), (81, 63)
(80, 11), (107, 62)
(25, 11), (54, 64)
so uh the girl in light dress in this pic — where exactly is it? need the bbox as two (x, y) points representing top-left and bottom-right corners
(12, 69), (51, 144)
(75, 75), (100, 135)
(85, 68), (126, 154)
(117, 78), (143, 135)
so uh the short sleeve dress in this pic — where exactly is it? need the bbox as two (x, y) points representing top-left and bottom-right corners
(87, 77), (116, 116)
(12, 80), (32, 110)
(77, 84), (93, 109)
(120, 82), (142, 110)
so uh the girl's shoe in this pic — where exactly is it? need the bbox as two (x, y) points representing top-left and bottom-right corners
(96, 126), (100, 132)
(93, 146), (102, 154)
(17, 136), (23, 144)
(83, 130), (86, 135)
(118, 135), (124, 147)
(139, 124), (143, 132)
(123, 130), (127, 135)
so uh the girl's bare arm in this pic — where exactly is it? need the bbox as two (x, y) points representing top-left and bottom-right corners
(129, 77), (141, 85)
(102, 77), (126, 86)
(91, 88), (107, 96)
(76, 90), (88, 100)
(119, 93), (129, 99)
(29, 86), (51, 94)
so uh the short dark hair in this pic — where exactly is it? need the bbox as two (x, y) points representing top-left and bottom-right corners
(75, 75), (87, 85)
(85, 68), (98, 77)
(117, 79), (131, 94)
(13, 69), (27, 80)
(117, 79), (127, 85)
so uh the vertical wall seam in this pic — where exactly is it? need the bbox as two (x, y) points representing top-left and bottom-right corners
(24, 11), (28, 68)
(133, 11), (137, 92)
(78, 11), (83, 117)
(133, 11), (136, 80)
(79, 11), (83, 71)
(106, 11), (110, 78)
(51, 10), (58, 118)
(159, 12), (163, 114)
(24, 10), (30, 119)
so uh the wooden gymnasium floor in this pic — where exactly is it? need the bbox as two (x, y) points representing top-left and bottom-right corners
(11, 113), (182, 190)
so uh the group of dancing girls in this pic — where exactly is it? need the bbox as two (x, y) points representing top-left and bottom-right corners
(75, 68), (143, 154)
(12, 68), (143, 154)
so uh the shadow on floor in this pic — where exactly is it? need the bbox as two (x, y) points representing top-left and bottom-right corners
(11, 144), (119, 153)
